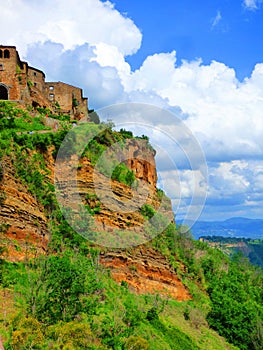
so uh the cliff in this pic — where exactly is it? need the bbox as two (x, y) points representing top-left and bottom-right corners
(100, 246), (191, 301)
(0, 126), (189, 300)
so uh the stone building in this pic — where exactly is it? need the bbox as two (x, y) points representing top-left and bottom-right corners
(0, 45), (88, 117)
(45, 81), (88, 119)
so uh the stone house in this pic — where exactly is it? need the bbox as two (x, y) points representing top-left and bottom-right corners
(0, 45), (88, 118)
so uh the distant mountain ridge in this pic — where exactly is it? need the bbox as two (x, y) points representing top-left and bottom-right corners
(189, 217), (263, 239)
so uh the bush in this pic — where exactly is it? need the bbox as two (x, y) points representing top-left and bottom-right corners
(125, 336), (149, 350)
(111, 162), (137, 187)
(140, 204), (155, 219)
(11, 317), (44, 350)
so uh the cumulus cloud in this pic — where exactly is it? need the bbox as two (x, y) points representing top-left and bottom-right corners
(206, 160), (263, 210)
(121, 52), (263, 162)
(0, 0), (142, 56)
(198, 159), (263, 220)
(26, 42), (126, 108)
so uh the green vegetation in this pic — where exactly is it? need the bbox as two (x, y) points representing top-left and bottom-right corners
(81, 125), (139, 187)
(0, 101), (48, 133)
(140, 204), (155, 219)
(111, 162), (137, 187)
(0, 243), (240, 350)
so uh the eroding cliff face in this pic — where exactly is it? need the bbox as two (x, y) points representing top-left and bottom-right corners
(0, 158), (49, 261)
(55, 137), (173, 236)
(124, 138), (157, 189)
(0, 138), (189, 302)
(0, 138), (172, 259)
(100, 247), (191, 301)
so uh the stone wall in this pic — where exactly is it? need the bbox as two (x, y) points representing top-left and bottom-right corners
(45, 81), (88, 117)
(28, 66), (46, 93)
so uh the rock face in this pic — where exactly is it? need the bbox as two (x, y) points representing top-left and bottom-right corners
(0, 158), (49, 261)
(124, 138), (157, 189)
(100, 246), (191, 301)
(0, 336), (4, 350)
(55, 143), (173, 245)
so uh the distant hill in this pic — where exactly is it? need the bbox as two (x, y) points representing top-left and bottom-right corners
(199, 235), (263, 269)
(189, 217), (263, 239)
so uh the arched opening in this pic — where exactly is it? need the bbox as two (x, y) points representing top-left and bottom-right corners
(0, 50), (2, 58)
(0, 85), (8, 100)
(4, 50), (10, 59)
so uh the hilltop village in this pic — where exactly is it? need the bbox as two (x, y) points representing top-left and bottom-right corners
(0, 45), (88, 119)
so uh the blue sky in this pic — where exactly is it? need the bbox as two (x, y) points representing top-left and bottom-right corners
(1, 0), (263, 224)
(112, 0), (263, 80)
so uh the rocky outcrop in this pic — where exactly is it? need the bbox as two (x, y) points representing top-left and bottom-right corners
(124, 138), (157, 189)
(100, 246), (191, 301)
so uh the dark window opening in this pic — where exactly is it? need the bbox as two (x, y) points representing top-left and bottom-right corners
(0, 50), (2, 58)
(32, 101), (40, 108)
(34, 82), (37, 87)
(0, 85), (8, 100)
(4, 50), (10, 59)
(33, 72), (37, 76)
(0, 64), (3, 71)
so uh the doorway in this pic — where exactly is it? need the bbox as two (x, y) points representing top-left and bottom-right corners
(0, 85), (8, 100)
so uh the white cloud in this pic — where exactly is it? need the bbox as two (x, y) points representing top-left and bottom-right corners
(209, 161), (250, 197)
(0, 0), (142, 57)
(243, 0), (263, 9)
(120, 52), (263, 161)
(211, 10), (222, 28)
(206, 159), (263, 214)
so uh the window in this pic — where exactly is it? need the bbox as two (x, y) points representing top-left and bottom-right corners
(4, 50), (10, 59)
(49, 86), (54, 90)
(0, 50), (2, 58)
(33, 72), (37, 76)
(49, 93), (54, 100)
(0, 64), (3, 71)
(34, 82), (37, 87)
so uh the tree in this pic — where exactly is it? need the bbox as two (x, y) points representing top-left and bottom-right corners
(27, 252), (102, 325)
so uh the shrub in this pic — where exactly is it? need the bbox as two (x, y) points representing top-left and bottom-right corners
(140, 204), (155, 219)
(125, 336), (149, 350)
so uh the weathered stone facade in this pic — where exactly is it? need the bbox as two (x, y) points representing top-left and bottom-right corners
(0, 45), (88, 117)
(45, 81), (88, 119)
